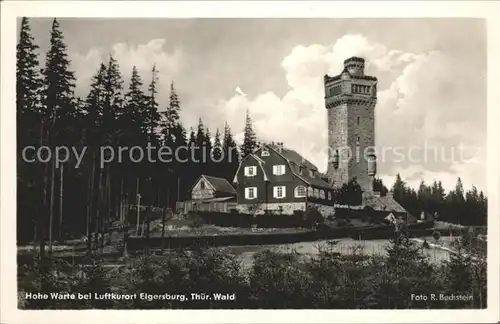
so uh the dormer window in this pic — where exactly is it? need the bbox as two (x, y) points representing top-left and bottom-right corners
(261, 148), (270, 157)
(244, 166), (257, 177)
(299, 166), (304, 175)
(309, 169), (315, 177)
(200, 181), (205, 189)
(273, 165), (286, 176)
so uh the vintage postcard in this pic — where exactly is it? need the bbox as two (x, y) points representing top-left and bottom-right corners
(1, 1), (499, 323)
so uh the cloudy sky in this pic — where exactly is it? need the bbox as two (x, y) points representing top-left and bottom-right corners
(26, 18), (486, 192)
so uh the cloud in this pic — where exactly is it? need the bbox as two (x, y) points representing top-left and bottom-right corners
(66, 33), (485, 192)
(70, 39), (184, 104)
(213, 34), (486, 192)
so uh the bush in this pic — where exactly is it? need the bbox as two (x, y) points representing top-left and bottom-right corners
(17, 232), (487, 309)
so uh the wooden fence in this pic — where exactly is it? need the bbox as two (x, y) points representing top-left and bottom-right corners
(176, 200), (237, 214)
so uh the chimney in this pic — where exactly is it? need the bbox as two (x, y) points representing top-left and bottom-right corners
(276, 142), (283, 153)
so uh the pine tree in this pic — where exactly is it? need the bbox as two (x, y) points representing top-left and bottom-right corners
(172, 123), (188, 202)
(195, 118), (206, 167)
(17, 17), (43, 244)
(391, 173), (406, 205)
(185, 127), (199, 190)
(335, 178), (362, 207)
(377, 233), (437, 308)
(159, 80), (184, 204)
(222, 122), (240, 182)
(84, 64), (107, 129)
(146, 64), (161, 143)
(203, 127), (213, 175)
(98, 56), (124, 250)
(42, 18), (77, 254)
(478, 190), (487, 225)
(212, 128), (223, 177)
(188, 127), (196, 147)
(417, 180), (429, 213)
(454, 177), (465, 204)
(102, 56), (124, 141)
(372, 177), (388, 196)
(42, 18), (77, 137)
(162, 81), (181, 139)
(82, 64), (107, 254)
(241, 109), (257, 158)
(123, 66), (147, 144)
(17, 17), (42, 119)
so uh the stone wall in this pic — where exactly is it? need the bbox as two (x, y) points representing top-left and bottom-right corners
(326, 103), (349, 186)
(347, 99), (376, 193)
(236, 202), (306, 215)
(307, 202), (336, 218)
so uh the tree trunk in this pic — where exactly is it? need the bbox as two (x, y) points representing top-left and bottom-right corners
(48, 159), (56, 256)
(102, 166), (111, 249)
(38, 120), (47, 260)
(177, 177), (180, 202)
(58, 163), (64, 241)
(94, 164), (103, 253)
(86, 151), (96, 254)
(119, 179), (124, 223)
(161, 195), (168, 253)
(145, 208), (150, 256)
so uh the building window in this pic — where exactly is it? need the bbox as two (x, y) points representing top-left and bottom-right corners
(244, 166), (257, 177)
(273, 186), (286, 199)
(295, 185), (306, 198)
(200, 181), (205, 189)
(357, 116), (360, 125)
(261, 148), (270, 157)
(299, 166), (304, 175)
(320, 190), (325, 199)
(309, 169), (315, 177)
(328, 191), (332, 200)
(245, 187), (257, 199)
(314, 189), (320, 198)
(273, 165), (286, 176)
(307, 187), (314, 197)
(356, 136), (360, 146)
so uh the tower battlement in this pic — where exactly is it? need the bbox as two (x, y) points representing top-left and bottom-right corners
(343, 56), (365, 77)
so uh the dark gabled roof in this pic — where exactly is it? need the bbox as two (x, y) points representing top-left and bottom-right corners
(232, 153), (269, 184)
(199, 175), (236, 195)
(362, 194), (407, 214)
(278, 147), (317, 171)
(265, 144), (332, 189)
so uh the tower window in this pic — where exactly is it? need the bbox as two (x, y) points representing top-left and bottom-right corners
(356, 136), (360, 146)
(357, 117), (360, 125)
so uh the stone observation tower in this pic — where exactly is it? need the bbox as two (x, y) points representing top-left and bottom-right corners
(324, 57), (377, 193)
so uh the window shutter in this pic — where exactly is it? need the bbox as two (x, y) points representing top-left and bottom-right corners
(254, 187), (257, 198)
(244, 188), (249, 199)
(272, 165), (277, 175)
(273, 186), (278, 198)
(281, 186), (286, 198)
(244, 167), (249, 176)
